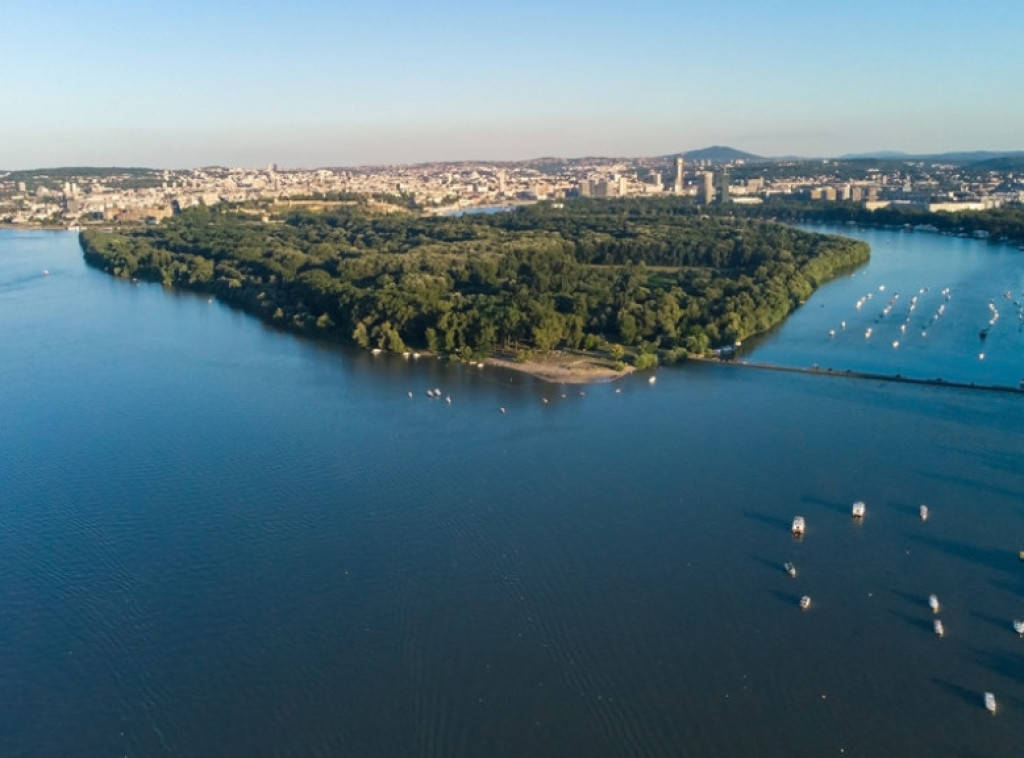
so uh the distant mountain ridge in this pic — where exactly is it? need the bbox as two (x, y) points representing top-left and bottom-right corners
(839, 150), (1024, 164)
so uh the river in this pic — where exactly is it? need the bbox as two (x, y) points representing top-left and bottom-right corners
(1, 226), (1023, 757)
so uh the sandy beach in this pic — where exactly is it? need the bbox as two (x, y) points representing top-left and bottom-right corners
(484, 351), (634, 384)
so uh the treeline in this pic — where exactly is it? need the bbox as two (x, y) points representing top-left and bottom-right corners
(79, 199), (868, 362)
(727, 198), (1024, 243)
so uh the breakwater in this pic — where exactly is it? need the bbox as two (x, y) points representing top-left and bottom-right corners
(704, 357), (1024, 395)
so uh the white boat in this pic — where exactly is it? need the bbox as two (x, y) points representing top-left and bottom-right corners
(42, 269), (50, 276)
(783, 562), (797, 578)
(1013, 620), (1024, 636)
(984, 692), (997, 714)
(934, 619), (945, 637)
(851, 500), (866, 518)
(648, 376), (657, 385)
(929, 594), (940, 614)
(799, 595), (811, 610)
(920, 504), (929, 521)
(791, 516), (806, 536)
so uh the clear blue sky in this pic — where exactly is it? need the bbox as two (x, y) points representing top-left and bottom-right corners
(2, 0), (1022, 168)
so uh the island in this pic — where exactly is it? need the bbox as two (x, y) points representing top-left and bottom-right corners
(79, 198), (869, 380)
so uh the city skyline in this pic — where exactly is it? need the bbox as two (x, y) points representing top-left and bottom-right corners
(4, 0), (1023, 170)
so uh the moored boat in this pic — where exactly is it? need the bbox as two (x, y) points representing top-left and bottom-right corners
(799, 595), (811, 610)
(851, 500), (866, 518)
(934, 619), (944, 637)
(929, 594), (940, 614)
(791, 516), (806, 536)
(1013, 620), (1024, 636)
(984, 692), (997, 714)
(920, 504), (929, 521)
(783, 561), (797, 578)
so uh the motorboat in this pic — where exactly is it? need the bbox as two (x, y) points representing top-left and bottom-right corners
(799, 595), (811, 610)
(929, 594), (940, 614)
(791, 516), (806, 537)
(851, 500), (866, 518)
(1013, 620), (1024, 636)
(934, 619), (945, 637)
(783, 562), (797, 578)
(920, 504), (929, 521)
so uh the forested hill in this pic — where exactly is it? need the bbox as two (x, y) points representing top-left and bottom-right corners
(79, 199), (868, 363)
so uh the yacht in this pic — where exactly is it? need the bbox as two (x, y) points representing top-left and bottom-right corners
(783, 562), (797, 578)
(791, 516), (806, 537)
(799, 595), (811, 610)
(929, 594), (940, 614)
(851, 501), (866, 519)
(934, 619), (945, 637)
(1013, 620), (1024, 636)
(920, 504), (929, 521)
(984, 692), (997, 714)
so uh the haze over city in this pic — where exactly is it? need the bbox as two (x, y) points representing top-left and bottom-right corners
(3, 0), (1023, 168)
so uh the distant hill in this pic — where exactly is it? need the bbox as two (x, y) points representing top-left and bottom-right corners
(964, 154), (1024, 172)
(678, 146), (764, 163)
(837, 150), (1024, 165)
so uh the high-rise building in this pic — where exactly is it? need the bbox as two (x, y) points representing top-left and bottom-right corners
(699, 171), (715, 204)
(674, 157), (684, 194)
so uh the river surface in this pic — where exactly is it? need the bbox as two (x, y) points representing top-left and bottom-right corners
(2, 227), (1024, 757)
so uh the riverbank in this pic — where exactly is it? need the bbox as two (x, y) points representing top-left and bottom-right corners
(485, 351), (634, 384)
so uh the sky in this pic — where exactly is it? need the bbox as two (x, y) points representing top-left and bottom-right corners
(2, 0), (1023, 169)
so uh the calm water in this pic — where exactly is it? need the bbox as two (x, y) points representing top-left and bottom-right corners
(2, 228), (1024, 757)
(749, 224), (1024, 387)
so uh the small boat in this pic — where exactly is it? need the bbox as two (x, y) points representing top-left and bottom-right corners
(42, 269), (50, 276)
(799, 595), (811, 610)
(984, 692), (997, 714)
(828, 329), (835, 338)
(1019, 550), (1024, 561)
(371, 348), (382, 355)
(445, 395), (451, 404)
(929, 594), (940, 614)
(1013, 620), (1024, 636)
(934, 619), (945, 637)
(791, 516), (806, 537)
(920, 504), (929, 521)
(648, 376), (657, 385)
(851, 500), (866, 518)
(783, 562), (797, 578)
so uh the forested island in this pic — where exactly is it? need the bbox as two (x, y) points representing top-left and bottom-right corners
(79, 199), (868, 372)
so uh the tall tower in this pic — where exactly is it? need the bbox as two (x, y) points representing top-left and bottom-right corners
(700, 171), (715, 205)
(674, 157), (684, 194)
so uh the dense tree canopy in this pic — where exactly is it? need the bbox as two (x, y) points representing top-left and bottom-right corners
(80, 199), (868, 362)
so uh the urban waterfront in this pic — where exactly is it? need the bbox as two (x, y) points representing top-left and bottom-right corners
(2, 228), (1024, 756)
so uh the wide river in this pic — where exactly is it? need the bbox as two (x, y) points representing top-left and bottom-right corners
(1, 226), (1023, 757)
